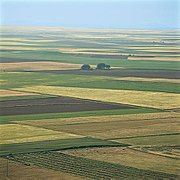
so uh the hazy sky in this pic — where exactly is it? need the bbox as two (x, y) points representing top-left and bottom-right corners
(1, 0), (179, 29)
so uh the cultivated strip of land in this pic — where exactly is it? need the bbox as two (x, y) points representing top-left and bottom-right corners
(4, 151), (178, 179)
(17, 112), (179, 126)
(0, 124), (82, 145)
(63, 147), (179, 175)
(0, 89), (36, 97)
(16, 85), (180, 109)
(0, 96), (131, 116)
(0, 137), (125, 156)
(0, 61), (81, 71)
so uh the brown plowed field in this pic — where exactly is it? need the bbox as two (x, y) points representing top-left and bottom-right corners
(0, 96), (133, 116)
(27, 69), (180, 79)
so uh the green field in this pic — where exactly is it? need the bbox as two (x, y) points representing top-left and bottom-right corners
(1, 50), (179, 70)
(0, 137), (126, 156)
(0, 26), (179, 179)
(1, 72), (179, 93)
(113, 133), (180, 146)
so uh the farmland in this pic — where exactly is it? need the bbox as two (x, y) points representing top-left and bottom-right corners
(0, 96), (129, 116)
(3, 151), (178, 179)
(0, 124), (82, 145)
(0, 26), (179, 179)
(17, 85), (180, 109)
(0, 157), (81, 180)
(18, 112), (179, 140)
(63, 147), (179, 175)
(0, 61), (81, 71)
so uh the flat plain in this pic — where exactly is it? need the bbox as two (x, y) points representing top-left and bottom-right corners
(0, 26), (179, 179)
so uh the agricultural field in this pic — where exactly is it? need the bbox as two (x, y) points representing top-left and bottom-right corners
(0, 157), (81, 180)
(0, 61), (81, 71)
(0, 26), (179, 179)
(17, 85), (180, 109)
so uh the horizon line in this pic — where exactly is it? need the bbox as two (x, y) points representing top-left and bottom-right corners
(1, 24), (180, 31)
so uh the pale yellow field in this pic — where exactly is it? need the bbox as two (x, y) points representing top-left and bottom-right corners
(0, 89), (36, 97)
(0, 46), (55, 51)
(63, 147), (179, 175)
(59, 46), (179, 57)
(16, 85), (180, 109)
(0, 124), (82, 145)
(0, 41), (38, 46)
(0, 37), (59, 43)
(113, 77), (180, 83)
(128, 56), (180, 61)
(59, 51), (126, 56)
(0, 61), (81, 71)
(59, 48), (118, 53)
(126, 46), (180, 50)
(139, 49), (180, 53)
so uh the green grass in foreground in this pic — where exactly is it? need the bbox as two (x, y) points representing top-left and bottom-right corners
(1, 50), (179, 70)
(0, 108), (161, 124)
(1, 72), (179, 93)
(0, 137), (128, 156)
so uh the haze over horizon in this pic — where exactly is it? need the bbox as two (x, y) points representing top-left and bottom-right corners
(1, 0), (179, 29)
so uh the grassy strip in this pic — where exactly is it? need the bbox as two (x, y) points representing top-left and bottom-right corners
(114, 134), (180, 146)
(107, 132), (180, 140)
(0, 137), (128, 156)
(0, 108), (161, 124)
(1, 72), (179, 93)
(1, 50), (179, 70)
(57, 80), (180, 93)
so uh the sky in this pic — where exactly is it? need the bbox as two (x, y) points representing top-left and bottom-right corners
(0, 0), (179, 29)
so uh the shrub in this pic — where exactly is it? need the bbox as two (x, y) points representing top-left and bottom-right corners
(97, 63), (111, 70)
(81, 64), (91, 70)
(105, 64), (111, 70)
(97, 63), (106, 70)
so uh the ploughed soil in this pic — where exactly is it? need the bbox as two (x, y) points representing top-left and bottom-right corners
(0, 96), (133, 116)
(24, 69), (180, 79)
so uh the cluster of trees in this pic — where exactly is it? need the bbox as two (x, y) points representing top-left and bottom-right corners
(81, 63), (111, 70)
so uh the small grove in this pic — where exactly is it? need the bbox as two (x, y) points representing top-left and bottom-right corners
(81, 63), (111, 70)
